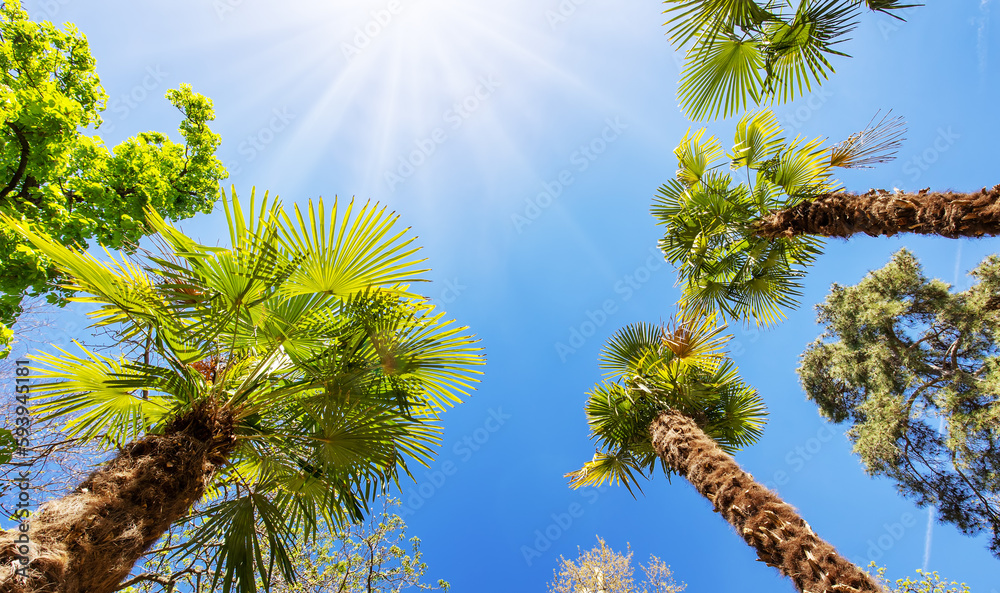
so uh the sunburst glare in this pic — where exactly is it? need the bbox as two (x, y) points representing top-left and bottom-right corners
(201, 0), (631, 204)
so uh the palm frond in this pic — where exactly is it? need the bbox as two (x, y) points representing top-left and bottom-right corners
(731, 109), (785, 169)
(829, 110), (907, 169)
(584, 382), (659, 452)
(701, 370), (768, 451)
(29, 344), (174, 445)
(663, 0), (776, 49)
(183, 493), (297, 593)
(382, 307), (484, 411)
(861, 0), (922, 19)
(762, 0), (860, 104)
(678, 35), (765, 121)
(276, 198), (426, 300)
(766, 134), (836, 197)
(651, 178), (692, 224)
(565, 451), (647, 497)
(0, 216), (171, 341)
(599, 323), (663, 379)
(677, 234), (821, 328)
(675, 128), (726, 185)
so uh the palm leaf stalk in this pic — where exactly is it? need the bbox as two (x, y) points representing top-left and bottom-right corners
(0, 188), (483, 593)
(663, 0), (920, 120)
(568, 313), (882, 593)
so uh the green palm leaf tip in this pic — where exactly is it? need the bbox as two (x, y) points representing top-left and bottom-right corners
(653, 112), (826, 328)
(567, 312), (766, 495)
(664, 0), (919, 120)
(0, 187), (483, 593)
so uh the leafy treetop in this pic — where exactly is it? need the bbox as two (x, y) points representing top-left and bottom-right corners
(870, 565), (973, 593)
(548, 536), (686, 593)
(0, 4), (227, 355)
(800, 250), (1000, 559)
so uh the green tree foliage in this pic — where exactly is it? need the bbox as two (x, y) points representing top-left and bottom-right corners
(547, 536), (685, 593)
(871, 565), (973, 593)
(0, 189), (482, 593)
(0, 5), (227, 356)
(663, 0), (918, 120)
(800, 249), (1000, 558)
(121, 499), (450, 593)
(653, 109), (903, 326)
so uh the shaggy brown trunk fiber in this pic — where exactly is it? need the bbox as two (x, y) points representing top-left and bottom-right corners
(753, 185), (1000, 239)
(0, 402), (236, 593)
(650, 410), (883, 593)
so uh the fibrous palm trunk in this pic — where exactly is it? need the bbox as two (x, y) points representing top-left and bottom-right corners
(649, 410), (883, 593)
(753, 186), (1000, 239)
(0, 402), (236, 593)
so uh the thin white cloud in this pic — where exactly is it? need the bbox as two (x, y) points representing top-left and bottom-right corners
(923, 400), (952, 572)
(922, 508), (933, 572)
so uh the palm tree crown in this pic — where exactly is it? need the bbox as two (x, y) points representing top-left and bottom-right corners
(567, 312), (766, 493)
(653, 109), (904, 327)
(3, 188), (483, 592)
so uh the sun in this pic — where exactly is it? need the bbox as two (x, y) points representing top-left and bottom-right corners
(207, 0), (602, 201)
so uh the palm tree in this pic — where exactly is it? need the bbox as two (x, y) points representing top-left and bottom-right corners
(567, 312), (882, 593)
(655, 110), (1000, 327)
(663, 0), (918, 121)
(0, 188), (483, 593)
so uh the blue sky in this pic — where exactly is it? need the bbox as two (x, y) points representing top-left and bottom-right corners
(13, 0), (1000, 591)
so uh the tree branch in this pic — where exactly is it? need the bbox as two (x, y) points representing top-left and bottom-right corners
(115, 566), (204, 591)
(949, 448), (1000, 525)
(367, 538), (376, 593)
(1, 121), (30, 202)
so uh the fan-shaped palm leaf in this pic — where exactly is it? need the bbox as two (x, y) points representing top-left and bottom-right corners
(276, 197), (426, 300)
(829, 110), (907, 168)
(664, 0), (775, 48)
(761, 0), (859, 104)
(28, 344), (174, 445)
(678, 36), (765, 121)
(731, 109), (784, 169)
(565, 450), (652, 497)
